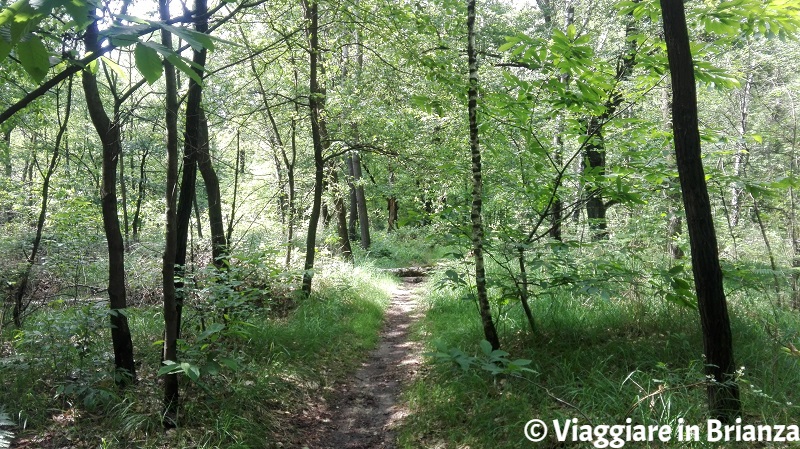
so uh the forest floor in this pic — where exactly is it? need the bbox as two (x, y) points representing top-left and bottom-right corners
(288, 273), (426, 449)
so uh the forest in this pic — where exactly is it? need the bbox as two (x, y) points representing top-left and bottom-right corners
(1, 0), (800, 447)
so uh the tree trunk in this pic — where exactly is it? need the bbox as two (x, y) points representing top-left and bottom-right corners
(131, 147), (148, 243)
(197, 110), (228, 267)
(332, 167), (353, 261)
(301, 0), (325, 297)
(351, 152), (370, 248)
(159, 0), (180, 427)
(584, 116), (608, 240)
(582, 10), (637, 240)
(388, 197), (399, 232)
(549, 1), (573, 241)
(387, 170), (398, 232)
(174, 31), (201, 336)
(227, 131), (243, 244)
(660, 0), (740, 422)
(1, 126), (10, 177)
(468, 0), (501, 350)
(12, 77), (73, 327)
(81, 16), (136, 386)
(518, 248), (536, 333)
(119, 143), (130, 251)
(730, 70), (753, 228)
(347, 154), (359, 240)
(789, 98), (800, 309)
(662, 85), (684, 259)
(286, 114), (297, 267)
(0, 125), (12, 223)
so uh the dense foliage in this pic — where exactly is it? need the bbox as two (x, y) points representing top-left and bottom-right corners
(1, 0), (799, 446)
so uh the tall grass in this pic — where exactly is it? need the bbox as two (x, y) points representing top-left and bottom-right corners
(0, 257), (394, 448)
(397, 252), (800, 448)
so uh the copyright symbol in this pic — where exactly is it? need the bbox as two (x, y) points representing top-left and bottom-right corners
(524, 419), (548, 442)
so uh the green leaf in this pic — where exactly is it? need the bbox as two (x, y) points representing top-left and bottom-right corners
(62, 0), (91, 28)
(566, 24), (577, 40)
(101, 55), (127, 79)
(167, 53), (202, 85)
(134, 42), (162, 84)
(197, 322), (225, 342)
(479, 339), (493, 356)
(667, 265), (685, 275)
(218, 357), (240, 371)
(0, 34), (11, 61)
(159, 23), (214, 51)
(17, 35), (49, 82)
(181, 362), (200, 381)
(497, 37), (519, 52)
(139, 41), (204, 86)
(157, 360), (183, 375)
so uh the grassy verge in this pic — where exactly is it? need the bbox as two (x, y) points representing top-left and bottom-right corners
(0, 259), (394, 448)
(354, 228), (450, 269)
(396, 262), (800, 448)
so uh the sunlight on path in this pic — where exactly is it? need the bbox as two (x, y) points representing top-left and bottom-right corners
(297, 275), (425, 449)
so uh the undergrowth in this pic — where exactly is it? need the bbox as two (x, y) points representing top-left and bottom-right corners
(396, 245), (800, 448)
(0, 256), (393, 448)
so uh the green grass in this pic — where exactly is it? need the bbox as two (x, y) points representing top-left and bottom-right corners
(0, 258), (394, 448)
(396, 261), (800, 448)
(354, 228), (451, 268)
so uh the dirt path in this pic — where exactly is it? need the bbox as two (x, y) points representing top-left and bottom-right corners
(294, 275), (425, 449)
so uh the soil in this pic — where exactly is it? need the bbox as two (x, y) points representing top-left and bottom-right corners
(290, 274), (426, 449)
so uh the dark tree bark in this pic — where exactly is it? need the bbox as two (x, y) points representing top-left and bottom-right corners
(301, 0), (325, 297)
(549, 1), (573, 241)
(582, 9), (637, 240)
(347, 155), (359, 240)
(159, 0), (180, 427)
(351, 151), (370, 248)
(286, 113), (298, 267)
(387, 197), (399, 232)
(227, 131), (243, 244)
(387, 170), (398, 232)
(662, 85), (685, 259)
(174, 96), (199, 339)
(119, 143), (130, 251)
(660, 0), (740, 422)
(197, 110), (228, 267)
(468, 0), (501, 350)
(81, 16), (136, 386)
(131, 146), (148, 243)
(174, 0), (226, 327)
(332, 167), (353, 261)
(584, 116), (608, 240)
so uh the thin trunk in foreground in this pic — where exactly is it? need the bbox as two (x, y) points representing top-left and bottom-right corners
(160, 0), (180, 427)
(660, 0), (740, 422)
(82, 16), (136, 385)
(301, 0), (325, 297)
(467, 0), (500, 350)
(12, 77), (73, 327)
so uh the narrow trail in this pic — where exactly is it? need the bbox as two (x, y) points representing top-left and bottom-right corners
(295, 274), (425, 449)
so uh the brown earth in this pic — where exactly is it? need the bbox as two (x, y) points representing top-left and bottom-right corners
(290, 275), (425, 449)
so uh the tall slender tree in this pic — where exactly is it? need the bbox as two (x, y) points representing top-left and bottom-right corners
(81, 14), (136, 385)
(159, 0), (181, 427)
(301, 0), (326, 296)
(468, 0), (501, 350)
(660, 0), (740, 422)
